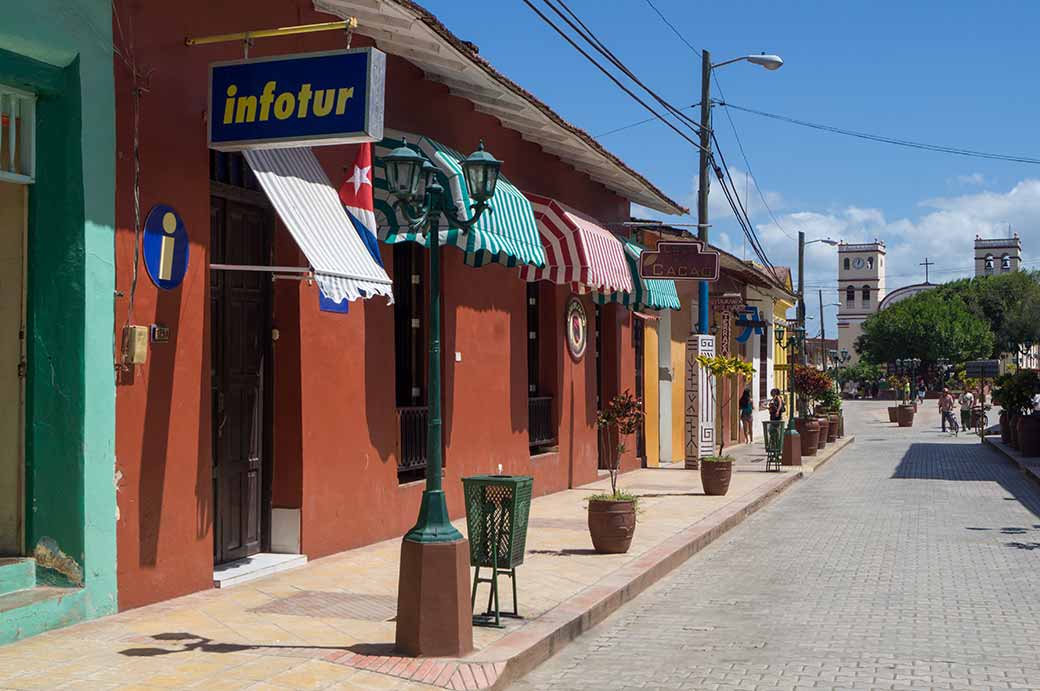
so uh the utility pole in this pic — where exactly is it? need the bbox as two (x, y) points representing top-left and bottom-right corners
(818, 288), (825, 367)
(696, 49), (712, 334)
(797, 230), (806, 365)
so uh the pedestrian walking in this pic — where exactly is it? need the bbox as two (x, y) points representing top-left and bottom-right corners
(768, 388), (785, 421)
(959, 389), (974, 431)
(917, 380), (927, 404)
(939, 388), (958, 435)
(739, 388), (754, 443)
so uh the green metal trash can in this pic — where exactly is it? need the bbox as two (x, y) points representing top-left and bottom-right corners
(461, 474), (533, 627)
(762, 420), (785, 472)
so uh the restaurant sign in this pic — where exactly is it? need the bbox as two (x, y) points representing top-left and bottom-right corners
(639, 241), (720, 280)
(209, 48), (385, 151)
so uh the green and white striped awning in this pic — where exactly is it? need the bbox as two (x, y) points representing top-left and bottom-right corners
(373, 132), (545, 269)
(595, 239), (681, 311)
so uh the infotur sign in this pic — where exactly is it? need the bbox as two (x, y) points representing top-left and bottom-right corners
(209, 48), (385, 151)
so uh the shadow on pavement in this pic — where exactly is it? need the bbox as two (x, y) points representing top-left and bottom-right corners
(118, 631), (392, 658)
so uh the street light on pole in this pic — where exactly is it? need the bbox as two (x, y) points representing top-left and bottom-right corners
(383, 137), (502, 657)
(797, 234), (839, 363)
(696, 51), (784, 334)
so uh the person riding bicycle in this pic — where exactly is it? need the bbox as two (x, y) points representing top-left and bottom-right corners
(939, 388), (958, 435)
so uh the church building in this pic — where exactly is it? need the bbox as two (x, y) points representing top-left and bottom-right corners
(836, 241), (886, 365)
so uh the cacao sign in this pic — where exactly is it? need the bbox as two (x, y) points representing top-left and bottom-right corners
(639, 241), (720, 280)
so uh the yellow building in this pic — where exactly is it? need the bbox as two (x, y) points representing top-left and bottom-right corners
(639, 226), (795, 467)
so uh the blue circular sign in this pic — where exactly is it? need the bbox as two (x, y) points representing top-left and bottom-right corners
(143, 204), (189, 290)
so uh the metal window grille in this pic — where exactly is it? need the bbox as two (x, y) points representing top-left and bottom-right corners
(0, 85), (35, 184)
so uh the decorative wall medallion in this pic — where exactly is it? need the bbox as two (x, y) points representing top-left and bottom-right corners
(565, 296), (587, 360)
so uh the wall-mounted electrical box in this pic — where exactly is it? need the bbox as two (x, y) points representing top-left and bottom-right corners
(122, 325), (149, 365)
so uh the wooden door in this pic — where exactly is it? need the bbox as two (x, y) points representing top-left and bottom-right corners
(211, 195), (271, 564)
(0, 183), (26, 555)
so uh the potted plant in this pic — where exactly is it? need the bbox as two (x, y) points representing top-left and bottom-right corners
(694, 355), (755, 495)
(819, 388), (843, 439)
(700, 455), (735, 495)
(994, 370), (1040, 453)
(588, 391), (645, 554)
(794, 365), (835, 454)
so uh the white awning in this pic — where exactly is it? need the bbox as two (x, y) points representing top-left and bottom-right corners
(243, 147), (393, 304)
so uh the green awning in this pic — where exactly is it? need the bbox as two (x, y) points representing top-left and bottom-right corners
(373, 133), (545, 269)
(595, 239), (680, 311)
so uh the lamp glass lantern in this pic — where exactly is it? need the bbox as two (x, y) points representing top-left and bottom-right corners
(383, 140), (426, 201)
(461, 140), (502, 204)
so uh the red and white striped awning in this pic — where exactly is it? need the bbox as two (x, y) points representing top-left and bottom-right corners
(520, 194), (633, 295)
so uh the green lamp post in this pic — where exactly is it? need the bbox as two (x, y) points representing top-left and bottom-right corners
(383, 138), (502, 656)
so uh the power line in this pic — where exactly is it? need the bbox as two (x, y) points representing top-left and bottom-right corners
(720, 102), (1040, 165)
(594, 104), (697, 138)
(643, 0), (702, 56)
(520, 0), (707, 153)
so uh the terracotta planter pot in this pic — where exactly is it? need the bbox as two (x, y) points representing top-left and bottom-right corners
(827, 414), (839, 442)
(588, 499), (636, 554)
(816, 418), (829, 449)
(1009, 415), (1020, 449)
(795, 417), (819, 456)
(1019, 416), (1040, 457)
(1000, 411), (1011, 443)
(700, 461), (733, 496)
(837, 413), (845, 437)
(888, 406), (899, 423)
(897, 404), (915, 427)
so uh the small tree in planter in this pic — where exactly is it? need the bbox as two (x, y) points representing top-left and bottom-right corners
(587, 391), (645, 554)
(694, 355), (755, 496)
(993, 369), (1040, 451)
(793, 365), (834, 415)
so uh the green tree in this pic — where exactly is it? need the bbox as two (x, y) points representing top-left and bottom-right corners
(855, 290), (993, 366)
(938, 271), (1040, 359)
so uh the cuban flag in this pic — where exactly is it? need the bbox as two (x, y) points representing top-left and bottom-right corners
(323, 144), (383, 313)
(339, 142), (383, 268)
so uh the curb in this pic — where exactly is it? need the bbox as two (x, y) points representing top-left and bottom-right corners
(481, 471), (803, 690)
(982, 436), (1040, 489)
(801, 434), (856, 474)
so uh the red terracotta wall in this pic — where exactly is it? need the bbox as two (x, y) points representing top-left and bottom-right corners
(113, 0), (637, 608)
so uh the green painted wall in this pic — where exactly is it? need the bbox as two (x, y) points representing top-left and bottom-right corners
(0, 0), (116, 641)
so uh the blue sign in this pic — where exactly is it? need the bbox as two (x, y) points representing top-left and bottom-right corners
(209, 48), (385, 151)
(143, 204), (189, 290)
(735, 306), (764, 343)
(318, 290), (349, 314)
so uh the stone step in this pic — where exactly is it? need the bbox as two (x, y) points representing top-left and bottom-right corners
(213, 553), (307, 589)
(0, 558), (35, 597)
(0, 586), (68, 615)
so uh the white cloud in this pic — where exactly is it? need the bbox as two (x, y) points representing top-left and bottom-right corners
(950, 172), (989, 187)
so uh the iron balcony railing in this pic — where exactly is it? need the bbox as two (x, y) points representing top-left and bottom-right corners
(528, 396), (556, 449)
(398, 405), (428, 473)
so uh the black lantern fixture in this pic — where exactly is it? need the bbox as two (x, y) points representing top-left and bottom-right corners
(460, 140), (502, 204)
(382, 138), (427, 201)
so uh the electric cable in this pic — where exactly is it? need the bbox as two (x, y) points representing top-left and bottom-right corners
(719, 101), (1040, 166)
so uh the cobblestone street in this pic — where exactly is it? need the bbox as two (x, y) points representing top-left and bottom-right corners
(513, 401), (1040, 691)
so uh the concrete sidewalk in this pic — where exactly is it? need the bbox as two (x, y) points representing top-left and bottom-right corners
(0, 435), (852, 691)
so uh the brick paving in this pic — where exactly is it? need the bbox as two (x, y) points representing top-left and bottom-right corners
(512, 402), (1040, 691)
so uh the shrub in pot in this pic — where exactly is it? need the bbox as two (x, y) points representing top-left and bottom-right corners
(816, 416), (829, 449)
(1019, 415), (1040, 458)
(993, 370), (1040, 449)
(589, 391), (644, 554)
(795, 417), (819, 456)
(897, 404), (915, 427)
(695, 353), (756, 457)
(700, 455), (734, 496)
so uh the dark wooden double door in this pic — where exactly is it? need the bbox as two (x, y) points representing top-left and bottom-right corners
(210, 193), (272, 564)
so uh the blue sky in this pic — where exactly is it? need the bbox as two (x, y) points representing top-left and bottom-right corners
(422, 0), (1040, 333)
